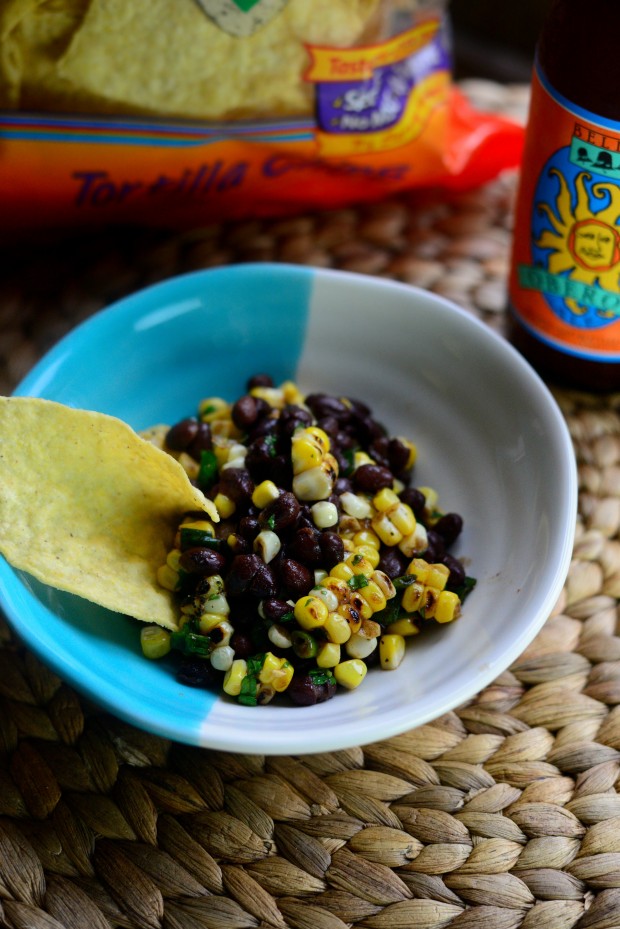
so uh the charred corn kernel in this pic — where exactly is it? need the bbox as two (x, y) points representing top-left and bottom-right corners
(346, 553), (375, 576)
(379, 634), (406, 670)
(259, 653), (294, 692)
(157, 563), (181, 591)
(346, 633), (378, 660)
(427, 563), (450, 591)
(401, 580), (425, 613)
(223, 659), (248, 696)
(311, 500), (338, 528)
(268, 623), (293, 649)
(435, 590), (461, 624)
(387, 617), (421, 636)
(294, 595), (329, 630)
(324, 611), (352, 644)
(257, 686), (276, 705)
(371, 570), (396, 600)
(209, 619), (234, 648)
(291, 429), (325, 472)
(210, 644), (235, 671)
(340, 492), (372, 519)
(253, 529), (281, 563)
(199, 397), (230, 421)
(140, 626), (171, 659)
(213, 492), (235, 518)
(196, 575), (230, 616)
(359, 617), (382, 639)
(196, 612), (229, 634)
(305, 426), (331, 450)
(334, 658), (367, 689)
(292, 463), (336, 501)
(316, 641), (341, 668)
(320, 573), (368, 627)
(399, 522), (429, 558)
(358, 579), (387, 614)
(252, 480), (280, 509)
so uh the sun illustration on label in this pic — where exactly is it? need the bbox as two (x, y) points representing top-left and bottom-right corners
(536, 168), (620, 317)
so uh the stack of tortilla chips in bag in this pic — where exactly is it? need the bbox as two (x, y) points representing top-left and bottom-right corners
(0, 0), (523, 231)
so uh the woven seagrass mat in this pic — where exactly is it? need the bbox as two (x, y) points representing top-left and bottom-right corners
(2, 81), (620, 929)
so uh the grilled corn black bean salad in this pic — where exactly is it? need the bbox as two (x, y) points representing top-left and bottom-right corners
(141, 376), (476, 706)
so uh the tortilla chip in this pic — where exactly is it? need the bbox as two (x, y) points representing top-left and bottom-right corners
(0, 397), (218, 630)
(14, 0), (380, 120)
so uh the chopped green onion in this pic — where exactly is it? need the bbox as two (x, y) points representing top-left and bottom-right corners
(291, 630), (318, 659)
(197, 450), (218, 490)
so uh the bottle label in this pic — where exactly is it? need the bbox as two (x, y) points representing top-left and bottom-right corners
(509, 63), (620, 361)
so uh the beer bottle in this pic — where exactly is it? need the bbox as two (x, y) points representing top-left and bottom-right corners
(508, 0), (620, 390)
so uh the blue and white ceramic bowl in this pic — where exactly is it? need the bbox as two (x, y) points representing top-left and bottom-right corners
(0, 265), (576, 754)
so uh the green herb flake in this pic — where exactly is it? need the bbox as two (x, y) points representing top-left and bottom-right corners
(267, 514), (276, 530)
(308, 668), (335, 686)
(348, 574), (369, 590)
(265, 435), (278, 458)
(352, 553), (363, 565)
(280, 611), (294, 623)
(455, 576), (477, 602)
(197, 449), (218, 490)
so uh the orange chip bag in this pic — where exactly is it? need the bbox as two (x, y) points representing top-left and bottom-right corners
(0, 0), (523, 233)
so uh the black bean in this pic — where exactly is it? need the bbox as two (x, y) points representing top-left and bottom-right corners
(399, 487), (426, 518)
(186, 421), (213, 460)
(261, 598), (293, 622)
(226, 554), (263, 596)
(346, 397), (371, 417)
(320, 532), (345, 570)
(443, 554), (466, 591)
(238, 515), (260, 541)
(278, 558), (314, 598)
(177, 659), (221, 689)
(353, 463), (394, 493)
(378, 547), (409, 579)
(179, 547), (227, 576)
(387, 437), (411, 475)
(219, 468), (254, 507)
(354, 415), (386, 445)
(250, 562), (278, 598)
(259, 491), (300, 533)
(289, 527), (322, 566)
(425, 529), (446, 562)
(317, 415), (340, 438)
(434, 513), (463, 547)
(232, 395), (261, 429)
(305, 393), (350, 422)
(334, 477), (353, 495)
(230, 631), (255, 659)
(247, 414), (279, 441)
(278, 405), (313, 438)
(247, 373), (274, 390)
(165, 417), (199, 451)
(287, 673), (336, 706)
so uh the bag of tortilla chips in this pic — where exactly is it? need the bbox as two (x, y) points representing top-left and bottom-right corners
(0, 0), (523, 232)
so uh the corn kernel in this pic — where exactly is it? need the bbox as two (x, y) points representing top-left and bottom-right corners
(435, 590), (461, 624)
(372, 512), (403, 546)
(223, 659), (248, 696)
(259, 653), (294, 692)
(330, 562), (354, 582)
(311, 501), (338, 528)
(292, 466), (334, 501)
(399, 523), (428, 558)
(213, 493), (235, 518)
(316, 641), (341, 668)
(353, 530), (381, 551)
(210, 645), (235, 671)
(268, 623), (294, 649)
(334, 658), (367, 689)
(353, 451), (374, 469)
(249, 385), (286, 408)
(390, 503), (416, 536)
(407, 558), (430, 584)
(373, 487), (400, 512)
(199, 397), (230, 421)
(294, 595), (329, 630)
(157, 563), (180, 591)
(324, 611), (352, 644)
(354, 544), (380, 568)
(305, 426), (331, 451)
(281, 380), (304, 405)
(252, 480), (280, 509)
(340, 492), (372, 519)
(379, 634), (406, 670)
(253, 529), (281, 563)
(346, 633), (378, 660)
(401, 581), (425, 614)
(345, 554), (374, 576)
(426, 563), (450, 591)
(196, 612), (229, 634)
(418, 485), (439, 513)
(311, 585), (339, 613)
(387, 617), (420, 636)
(140, 626), (171, 659)
(358, 580), (386, 614)
(372, 570), (396, 600)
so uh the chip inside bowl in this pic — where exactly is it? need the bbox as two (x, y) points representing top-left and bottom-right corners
(0, 397), (217, 630)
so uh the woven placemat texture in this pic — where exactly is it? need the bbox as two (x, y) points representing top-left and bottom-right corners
(2, 82), (620, 929)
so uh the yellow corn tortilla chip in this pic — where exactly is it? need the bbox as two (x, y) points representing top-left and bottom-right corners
(0, 397), (218, 630)
(10, 0), (381, 119)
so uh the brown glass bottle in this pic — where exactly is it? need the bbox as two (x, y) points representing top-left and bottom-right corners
(508, 0), (620, 390)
